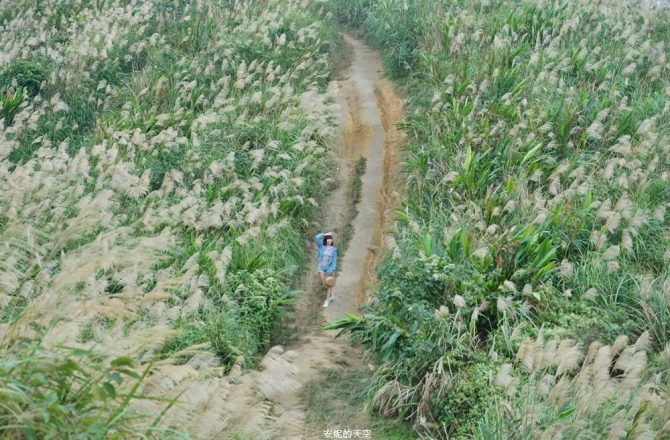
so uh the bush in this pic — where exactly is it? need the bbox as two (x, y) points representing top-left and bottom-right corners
(161, 268), (295, 369)
(437, 363), (500, 439)
(0, 58), (48, 97)
(1, 88), (25, 126)
(160, 306), (259, 370)
(330, 0), (374, 28)
(330, 253), (502, 435)
(226, 269), (295, 348)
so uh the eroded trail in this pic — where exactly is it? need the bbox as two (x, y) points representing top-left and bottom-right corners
(323, 36), (402, 319)
(142, 35), (403, 440)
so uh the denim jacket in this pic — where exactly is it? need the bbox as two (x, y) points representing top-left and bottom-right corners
(314, 232), (337, 274)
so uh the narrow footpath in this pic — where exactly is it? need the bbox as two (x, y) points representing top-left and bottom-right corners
(141, 35), (404, 440)
(322, 35), (401, 320)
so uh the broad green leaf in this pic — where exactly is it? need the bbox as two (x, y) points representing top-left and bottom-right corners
(111, 356), (134, 368)
(521, 142), (542, 166)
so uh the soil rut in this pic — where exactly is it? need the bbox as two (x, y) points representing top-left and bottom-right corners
(143, 35), (403, 440)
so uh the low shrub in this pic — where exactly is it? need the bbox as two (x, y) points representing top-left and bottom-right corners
(0, 58), (48, 97)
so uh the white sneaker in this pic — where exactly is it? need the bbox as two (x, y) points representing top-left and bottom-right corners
(323, 300), (329, 308)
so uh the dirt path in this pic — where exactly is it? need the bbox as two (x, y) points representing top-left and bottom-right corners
(141, 35), (403, 440)
(323, 35), (395, 319)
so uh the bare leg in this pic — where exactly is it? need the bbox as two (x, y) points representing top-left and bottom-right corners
(320, 273), (330, 307)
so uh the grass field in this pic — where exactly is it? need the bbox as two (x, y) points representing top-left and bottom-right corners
(0, 0), (341, 436)
(4, 0), (670, 437)
(330, 0), (670, 438)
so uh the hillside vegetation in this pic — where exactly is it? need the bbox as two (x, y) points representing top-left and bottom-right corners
(331, 0), (670, 438)
(0, 0), (338, 436)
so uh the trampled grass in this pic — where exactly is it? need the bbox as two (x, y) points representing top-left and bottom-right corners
(303, 366), (418, 439)
(330, 0), (670, 437)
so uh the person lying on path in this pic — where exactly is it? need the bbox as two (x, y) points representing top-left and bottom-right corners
(314, 231), (337, 307)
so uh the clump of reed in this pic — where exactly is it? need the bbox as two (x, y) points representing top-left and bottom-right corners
(481, 331), (670, 439)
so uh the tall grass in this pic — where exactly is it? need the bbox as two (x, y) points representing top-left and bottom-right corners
(0, 341), (182, 439)
(1, 0), (340, 434)
(330, 0), (670, 437)
(479, 332), (670, 439)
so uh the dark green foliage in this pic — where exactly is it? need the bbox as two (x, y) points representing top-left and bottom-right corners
(1, 295), (28, 324)
(226, 269), (295, 348)
(141, 146), (187, 192)
(162, 268), (296, 369)
(351, 156), (366, 203)
(364, 2), (433, 76)
(437, 363), (500, 439)
(105, 277), (125, 294)
(161, 308), (258, 369)
(0, 59), (48, 97)
(1, 88), (25, 125)
(330, 0), (374, 28)
(0, 59), (49, 126)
